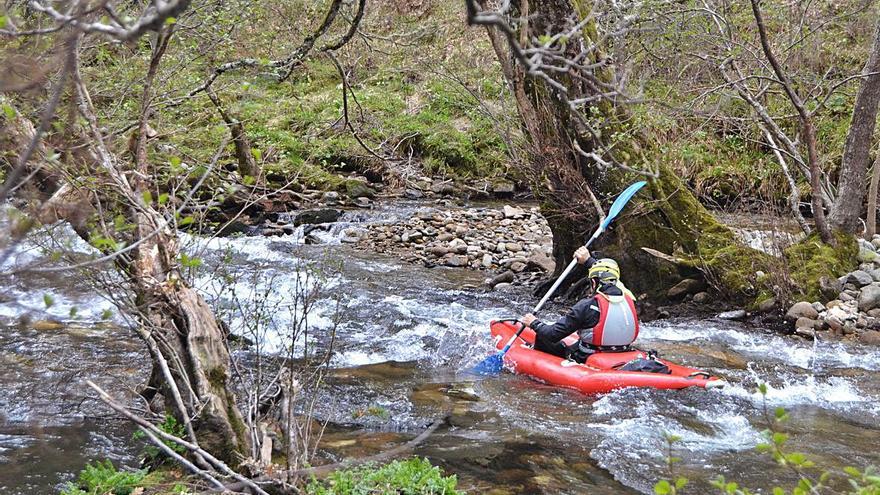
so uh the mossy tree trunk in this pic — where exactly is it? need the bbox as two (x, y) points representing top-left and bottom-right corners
(479, 0), (782, 301)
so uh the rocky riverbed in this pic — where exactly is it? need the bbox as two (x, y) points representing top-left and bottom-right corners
(343, 203), (557, 289)
(786, 237), (880, 345)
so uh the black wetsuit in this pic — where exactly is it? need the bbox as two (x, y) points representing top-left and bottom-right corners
(528, 284), (624, 362)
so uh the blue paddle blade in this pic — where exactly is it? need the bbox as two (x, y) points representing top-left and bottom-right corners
(600, 180), (647, 231)
(472, 352), (505, 375)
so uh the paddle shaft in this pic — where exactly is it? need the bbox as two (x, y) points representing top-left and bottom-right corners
(496, 229), (602, 354)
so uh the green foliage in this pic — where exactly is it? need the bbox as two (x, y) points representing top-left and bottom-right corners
(133, 415), (187, 465)
(60, 460), (147, 495)
(655, 382), (880, 495)
(306, 458), (462, 495)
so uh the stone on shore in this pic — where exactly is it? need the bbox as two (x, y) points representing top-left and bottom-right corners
(786, 301), (819, 321)
(858, 284), (880, 313)
(667, 278), (706, 299)
(848, 270), (874, 287)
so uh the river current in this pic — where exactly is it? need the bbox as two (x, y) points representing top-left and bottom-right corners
(1, 203), (878, 494)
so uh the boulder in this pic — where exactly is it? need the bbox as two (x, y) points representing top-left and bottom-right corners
(785, 301), (819, 321)
(839, 292), (855, 302)
(481, 253), (494, 268)
(756, 297), (777, 313)
(858, 284), (880, 312)
(526, 252), (555, 273)
(860, 330), (880, 345)
(717, 309), (747, 320)
(345, 180), (376, 198)
(811, 302), (826, 313)
(826, 316), (844, 333)
(505, 242), (523, 253)
(444, 255), (469, 267)
(794, 326), (815, 339)
(401, 230), (423, 243)
(826, 299), (843, 309)
(867, 308), (880, 318)
(848, 270), (874, 287)
(693, 292), (710, 304)
(502, 205), (525, 219)
(491, 181), (515, 196)
(293, 208), (343, 226)
(858, 245), (877, 263)
(819, 276), (843, 301)
(428, 246), (449, 257)
(869, 269), (880, 282)
(485, 270), (515, 287)
(321, 191), (340, 203)
(667, 278), (706, 299)
(796, 317), (819, 330)
(510, 261), (527, 273)
(431, 180), (456, 195)
(873, 238), (880, 250)
(404, 188), (424, 199)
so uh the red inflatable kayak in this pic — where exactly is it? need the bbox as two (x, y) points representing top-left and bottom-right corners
(490, 320), (724, 394)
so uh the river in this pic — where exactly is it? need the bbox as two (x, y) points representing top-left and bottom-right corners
(1, 202), (879, 494)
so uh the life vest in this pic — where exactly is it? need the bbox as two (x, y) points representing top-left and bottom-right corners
(591, 288), (639, 347)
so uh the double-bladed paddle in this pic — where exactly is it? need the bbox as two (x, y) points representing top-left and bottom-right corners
(472, 180), (648, 375)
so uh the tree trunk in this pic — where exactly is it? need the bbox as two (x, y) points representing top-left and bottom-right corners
(2, 64), (251, 466)
(829, 17), (880, 233)
(131, 215), (250, 464)
(868, 152), (880, 239)
(477, 0), (766, 300)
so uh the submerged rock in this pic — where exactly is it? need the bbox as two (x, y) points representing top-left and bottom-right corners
(293, 208), (343, 226)
(860, 330), (880, 345)
(717, 309), (747, 320)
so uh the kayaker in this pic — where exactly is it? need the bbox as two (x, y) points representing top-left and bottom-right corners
(521, 247), (639, 363)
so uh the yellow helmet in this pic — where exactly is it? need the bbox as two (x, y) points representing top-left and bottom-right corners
(588, 258), (620, 283)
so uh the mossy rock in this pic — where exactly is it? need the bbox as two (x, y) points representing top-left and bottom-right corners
(783, 231), (857, 302)
(342, 179), (377, 198)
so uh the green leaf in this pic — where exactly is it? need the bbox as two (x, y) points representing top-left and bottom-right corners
(674, 477), (688, 490)
(101, 309), (113, 320)
(69, 307), (78, 318)
(165, 16), (176, 25)
(758, 382), (768, 395)
(243, 175), (255, 186)
(251, 148), (262, 161)
(2, 104), (15, 120)
(774, 407), (787, 420)
(773, 487), (785, 495)
(772, 432), (789, 446)
(653, 480), (671, 495)
(43, 294), (54, 308)
(142, 190), (153, 204)
(725, 481), (739, 494)
(0, 15), (8, 29)
(756, 442), (772, 453)
(179, 216), (195, 227)
(844, 466), (862, 477)
(158, 193), (169, 205)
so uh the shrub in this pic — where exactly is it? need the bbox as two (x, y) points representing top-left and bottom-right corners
(307, 457), (463, 495)
(60, 460), (147, 495)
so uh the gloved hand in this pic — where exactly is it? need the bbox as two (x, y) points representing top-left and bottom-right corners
(521, 313), (537, 327)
